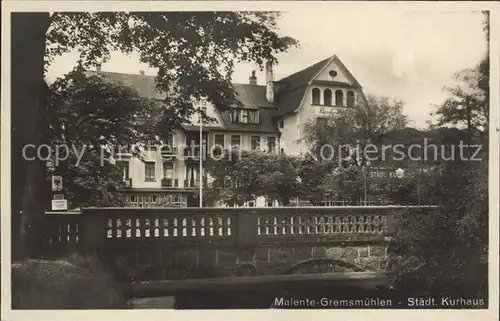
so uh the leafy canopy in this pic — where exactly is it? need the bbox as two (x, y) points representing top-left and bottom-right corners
(46, 12), (298, 139)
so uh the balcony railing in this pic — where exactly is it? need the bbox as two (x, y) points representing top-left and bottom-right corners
(160, 146), (178, 159)
(184, 177), (208, 188)
(116, 149), (133, 160)
(161, 178), (179, 188)
(183, 147), (206, 161)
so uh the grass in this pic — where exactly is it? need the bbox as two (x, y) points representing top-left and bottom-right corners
(12, 253), (131, 309)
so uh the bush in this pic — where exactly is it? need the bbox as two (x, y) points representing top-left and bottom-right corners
(12, 253), (131, 309)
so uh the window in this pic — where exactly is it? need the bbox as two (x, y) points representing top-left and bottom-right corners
(163, 162), (174, 178)
(317, 117), (327, 128)
(241, 109), (248, 123)
(166, 133), (174, 147)
(214, 134), (225, 148)
(251, 136), (261, 151)
(324, 89), (332, 105)
(267, 137), (276, 153)
(201, 106), (207, 114)
(213, 134), (225, 156)
(335, 90), (344, 106)
(231, 109), (259, 124)
(245, 200), (256, 207)
(347, 91), (355, 107)
(231, 135), (241, 149)
(279, 120), (284, 128)
(185, 164), (199, 186)
(229, 109), (239, 123)
(248, 110), (259, 124)
(265, 197), (274, 207)
(146, 141), (158, 151)
(312, 88), (321, 105)
(117, 161), (129, 180)
(145, 162), (156, 181)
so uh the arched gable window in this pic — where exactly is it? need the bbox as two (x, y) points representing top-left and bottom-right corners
(312, 88), (321, 105)
(335, 90), (344, 106)
(324, 89), (332, 106)
(347, 91), (355, 107)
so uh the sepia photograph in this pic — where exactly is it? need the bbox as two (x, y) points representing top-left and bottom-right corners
(1, 1), (498, 316)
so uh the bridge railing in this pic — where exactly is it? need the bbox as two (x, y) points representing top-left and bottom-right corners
(42, 212), (82, 256)
(42, 206), (437, 254)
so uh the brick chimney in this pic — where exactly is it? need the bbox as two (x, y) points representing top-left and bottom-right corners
(139, 70), (145, 75)
(266, 61), (274, 103)
(249, 70), (257, 85)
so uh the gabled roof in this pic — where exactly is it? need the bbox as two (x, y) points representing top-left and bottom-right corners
(233, 83), (275, 108)
(272, 57), (331, 118)
(274, 55), (363, 118)
(95, 71), (168, 100)
(214, 83), (279, 133)
(94, 70), (279, 134)
(217, 107), (279, 134)
(92, 54), (364, 130)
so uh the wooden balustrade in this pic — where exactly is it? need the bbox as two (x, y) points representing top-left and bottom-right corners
(41, 206), (436, 254)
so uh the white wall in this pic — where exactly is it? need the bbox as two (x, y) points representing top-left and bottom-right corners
(278, 115), (301, 155)
(315, 57), (354, 84)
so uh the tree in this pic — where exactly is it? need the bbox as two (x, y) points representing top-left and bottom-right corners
(204, 150), (301, 206)
(389, 148), (488, 298)
(389, 13), (489, 297)
(434, 65), (489, 146)
(44, 69), (168, 208)
(304, 95), (408, 167)
(295, 155), (337, 205)
(303, 95), (408, 204)
(433, 12), (489, 146)
(12, 12), (298, 258)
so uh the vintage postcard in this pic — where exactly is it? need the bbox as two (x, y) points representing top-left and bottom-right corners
(1, 1), (499, 320)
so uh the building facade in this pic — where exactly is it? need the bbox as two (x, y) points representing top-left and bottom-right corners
(101, 55), (366, 207)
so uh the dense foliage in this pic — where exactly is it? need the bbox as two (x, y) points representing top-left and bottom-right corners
(13, 12), (298, 256)
(389, 13), (489, 297)
(44, 69), (165, 208)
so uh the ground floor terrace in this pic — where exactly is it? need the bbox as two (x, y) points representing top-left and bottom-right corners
(121, 189), (400, 208)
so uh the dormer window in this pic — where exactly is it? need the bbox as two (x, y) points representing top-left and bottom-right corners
(248, 110), (259, 124)
(241, 109), (248, 123)
(230, 108), (259, 124)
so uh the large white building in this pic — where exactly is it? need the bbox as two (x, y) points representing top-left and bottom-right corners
(100, 55), (366, 207)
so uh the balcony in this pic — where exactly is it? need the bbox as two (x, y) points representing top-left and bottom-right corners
(161, 178), (179, 188)
(115, 149), (133, 161)
(160, 146), (178, 160)
(123, 178), (132, 188)
(184, 177), (208, 189)
(183, 147), (206, 162)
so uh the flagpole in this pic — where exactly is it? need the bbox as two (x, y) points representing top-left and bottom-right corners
(199, 106), (203, 208)
(364, 166), (367, 206)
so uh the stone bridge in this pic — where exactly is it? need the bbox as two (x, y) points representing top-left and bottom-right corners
(42, 206), (435, 286)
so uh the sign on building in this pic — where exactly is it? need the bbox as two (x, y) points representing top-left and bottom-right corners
(51, 199), (68, 211)
(53, 194), (65, 200)
(368, 167), (407, 180)
(52, 175), (63, 192)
